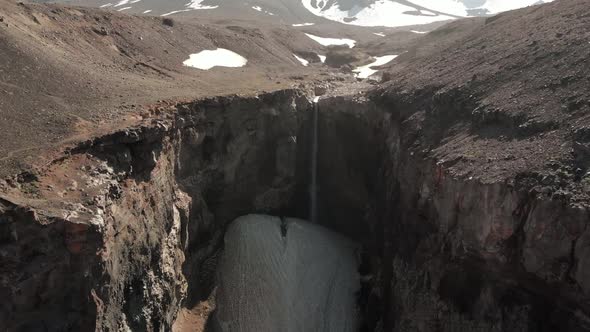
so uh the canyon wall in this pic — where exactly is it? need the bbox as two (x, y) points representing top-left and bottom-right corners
(0, 90), (311, 332)
(313, 91), (590, 331)
(1, 86), (590, 331)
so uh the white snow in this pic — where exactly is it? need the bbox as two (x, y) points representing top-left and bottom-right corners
(292, 23), (315, 27)
(142, 9), (152, 13)
(410, 30), (429, 34)
(161, 0), (217, 16)
(113, 0), (129, 7)
(313, 96), (320, 103)
(162, 9), (191, 16)
(300, 0), (554, 27)
(373, 32), (385, 37)
(305, 33), (356, 48)
(100, 3), (113, 8)
(216, 215), (359, 332)
(353, 55), (397, 79)
(113, 0), (140, 7)
(407, 0), (469, 17)
(117, 6), (132, 11)
(476, 0), (554, 14)
(183, 48), (248, 70)
(318, 55), (326, 63)
(186, 0), (218, 9)
(251, 6), (274, 15)
(301, 0), (456, 28)
(293, 54), (309, 66)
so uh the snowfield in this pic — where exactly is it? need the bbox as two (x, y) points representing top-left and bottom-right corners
(305, 33), (356, 48)
(186, 0), (218, 10)
(183, 48), (248, 70)
(293, 54), (309, 66)
(301, 0), (456, 27)
(353, 55), (398, 78)
(300, 0), (555, 27)
(477, 0), (554, 14)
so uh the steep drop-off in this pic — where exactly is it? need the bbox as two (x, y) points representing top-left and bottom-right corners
(1, 85), (590, 332)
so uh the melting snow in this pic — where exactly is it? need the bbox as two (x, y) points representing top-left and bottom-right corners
(183, 48), (248, 70)
(373, 32), (385, 37)
(293, 54), (309, 66)
(100, 3), (113, 8)
(117, 6), (132, 11)
(301, 0), (456, 28)
(162, 9), (191, 16)
(161, 0), (217, 16)
(476, 0), (554, 14)
(407, 0), (468, 16)
(142, 9), (152, 13)
(305, 33), (356, 48)
(410, 30), (429, 34)
(252, 6), (274, 15)
(318, 55), (326, 63)
(113, 0), (140, 7)
(113, 0), (129, 7)
(292, 23), (315, 27)
(353, 55), (397, 79)
(300, 0), (554, 27)
(186, 0), (218, 9)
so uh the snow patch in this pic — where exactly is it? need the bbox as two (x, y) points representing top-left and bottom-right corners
(293, 54), (309, 66)
(305, 33), (356, 48)
(353, 55), (397, 79)
(406, 0), (468, 17)
(373, 32), (385, 37)
(477, 0), (554, 14)
(117, 6), (132, 11)
(183, 48), (248, 70)
(100, 3), (113, 8)
(162, 9), (191, 16)
(292, 23), (315, 27)
(252, 6), (274, 15)
(301, 0), (456, 28)
(300, 0), (553, 27)
(142, 9), (152, 13)
(113, 0), (129, 7)
(410, 30), (429, 34)
(186, 0), (218, 10)
(318, 55), (326, 63)
(113, 0), (140, 7)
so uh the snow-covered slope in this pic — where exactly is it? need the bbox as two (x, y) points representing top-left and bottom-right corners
(301, 0), (555, 27)
(37, 0), (555, 28)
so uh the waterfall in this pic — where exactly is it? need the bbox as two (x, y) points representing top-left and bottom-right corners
(310, 98), (319, 224)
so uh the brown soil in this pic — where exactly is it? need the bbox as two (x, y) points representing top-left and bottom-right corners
(374, 0), (590, 202)
(0, 0), (356, 177)
(172, 296), (215, 332)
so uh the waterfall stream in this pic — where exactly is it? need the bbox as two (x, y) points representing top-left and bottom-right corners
(310, 99), (319, 224)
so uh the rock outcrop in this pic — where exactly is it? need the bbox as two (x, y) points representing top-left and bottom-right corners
(0, 90), (312, 332)
(2, 82), (590, 331)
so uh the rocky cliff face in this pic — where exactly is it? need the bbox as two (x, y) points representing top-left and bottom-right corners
(0, 89), (312, 332)
(311, 92), (590, 331)
(1, 86), (589, 331)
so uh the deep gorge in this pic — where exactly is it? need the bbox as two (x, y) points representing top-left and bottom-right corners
(1, 88), (589, 332)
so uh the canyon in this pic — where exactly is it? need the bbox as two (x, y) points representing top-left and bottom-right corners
(2, 84), (590, 331)
(1, 0), (590, 331)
